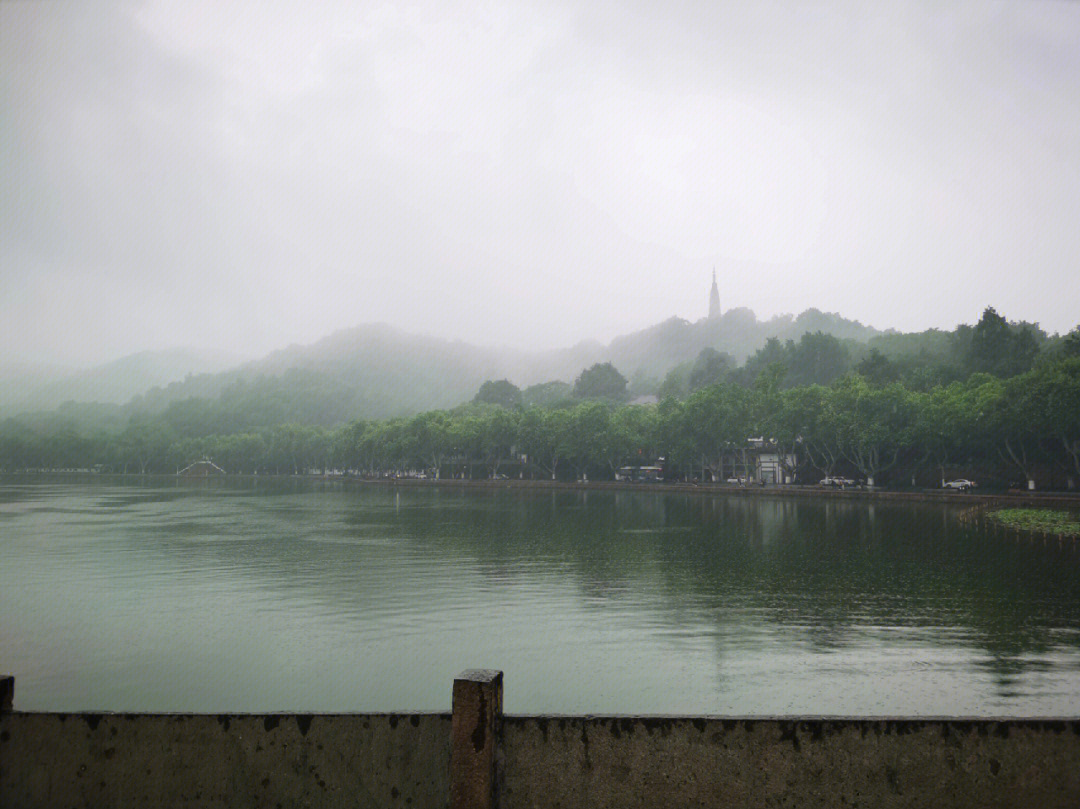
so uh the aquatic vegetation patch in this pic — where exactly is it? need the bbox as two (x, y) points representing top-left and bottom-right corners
(987, 508), (1080, 537)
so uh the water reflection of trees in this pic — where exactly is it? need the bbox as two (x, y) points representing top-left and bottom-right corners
(91, 480), (1080, 699)
(386, 488), (1080, 695)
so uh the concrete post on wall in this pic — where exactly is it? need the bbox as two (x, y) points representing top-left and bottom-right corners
(0, 675), (12, 712)
(450, 669), (503, 809)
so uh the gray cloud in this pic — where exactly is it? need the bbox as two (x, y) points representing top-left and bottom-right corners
(2, 0), (1078, 366)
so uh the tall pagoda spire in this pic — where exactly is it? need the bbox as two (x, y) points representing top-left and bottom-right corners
(708, 267), (720, 320)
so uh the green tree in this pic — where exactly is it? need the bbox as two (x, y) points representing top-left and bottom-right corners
(226, 432), (267, 474)
(912, 381), (981, 485)
(605, 405), (659, 475)
(566, 401), (608, 480)
(971, 375), (1038, 488)
(688, 348), (733, 392)
(856, 349), (898, 386)
(657, 363), (691, 400)
(381, 418), (420, 473)
(409, 411), (453, 477)
(1058, 327), (1080, 359)
(1024, 358), (1080, 488)
(573, 363), (628, 401)
(734, 337), (788, 387)
(762, 386), (808, 484)
(966, 307), (1039, 378)
(683, 383), (754, 482)
(520, 407), (571, 480)
(788, 385), (843, 478)
(786, 332), (853, 388)
(120, 415), (176, 474)
(473, 379), (523, 408)
(449, 415), (483, 478)
(655, 397), (694, 479)
(522, 380), (574, 408)
(832, 377), (916, 486)
(478, 407), (520, 478)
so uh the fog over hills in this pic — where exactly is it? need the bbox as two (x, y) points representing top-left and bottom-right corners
(239, 306), (880, 405)
(2, 307), (880, 422)
(0, 348), (244, 416)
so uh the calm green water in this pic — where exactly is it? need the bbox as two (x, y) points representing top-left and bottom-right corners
(1, 477), (1079, 715)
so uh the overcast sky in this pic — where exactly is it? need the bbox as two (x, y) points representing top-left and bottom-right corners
(2, 1), (1079, 366)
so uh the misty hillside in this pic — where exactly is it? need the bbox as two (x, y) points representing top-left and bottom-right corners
(257, 324), (618, 395)
(0, 363), (72, 414)
(606, 308), (881, 383)
(0, 349), (244, 417)
(1, 307), (881, 422)
(99, 309), (879, 426)
(127, 324), (602, 423)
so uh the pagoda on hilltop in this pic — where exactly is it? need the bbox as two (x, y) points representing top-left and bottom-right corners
(708, 268), (721, 320)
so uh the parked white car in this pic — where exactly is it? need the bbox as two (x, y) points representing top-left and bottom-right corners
(943, 479), (976, 491)
(820, 477), (855, 487)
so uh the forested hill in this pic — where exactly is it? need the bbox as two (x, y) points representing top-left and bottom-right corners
(111, 310), (878, 423)
(4, 307), (1076, 485)
(126, 323), (603, 424)
(2, 306), (1076, 477)
(606, 307), (880, 384)
(5, 307), (881, 431)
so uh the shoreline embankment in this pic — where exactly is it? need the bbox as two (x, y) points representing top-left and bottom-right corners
(343, 475), (1080, 508)
(9, 469), (1080, 507)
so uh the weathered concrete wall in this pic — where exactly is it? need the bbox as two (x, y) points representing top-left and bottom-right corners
(503, 716), (1080, 809)
(0, 712), (451, 809)
(3, 712), (1080, 808)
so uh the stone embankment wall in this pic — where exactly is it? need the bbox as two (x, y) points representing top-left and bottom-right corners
(3, 709), (1079, 807)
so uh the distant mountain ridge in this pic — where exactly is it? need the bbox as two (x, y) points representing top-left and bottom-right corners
(0, 348), (244, 417)
(4, 309), (881, 422)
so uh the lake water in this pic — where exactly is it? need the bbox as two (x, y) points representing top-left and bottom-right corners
(2, 477), (1079, 716)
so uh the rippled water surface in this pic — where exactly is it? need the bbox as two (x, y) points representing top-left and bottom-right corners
(2, 477), (1079, 715)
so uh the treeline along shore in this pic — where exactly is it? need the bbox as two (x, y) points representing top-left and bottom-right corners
(3, 307), (1079, 490)
(3, 353), (1078, 492)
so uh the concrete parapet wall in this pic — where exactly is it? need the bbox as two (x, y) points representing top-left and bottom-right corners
(503, 716), (1080, 809)
(3, 712), (1080, 808)
(0, 712), (451, 808)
